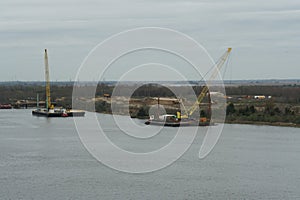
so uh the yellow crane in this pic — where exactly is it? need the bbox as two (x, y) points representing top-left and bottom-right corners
(44, 49), (52, 110)
(32, 49), (85, 117)
(180, 48), (232, 119)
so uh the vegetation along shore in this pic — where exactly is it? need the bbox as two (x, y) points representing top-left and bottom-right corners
(1, 81), (300, 127)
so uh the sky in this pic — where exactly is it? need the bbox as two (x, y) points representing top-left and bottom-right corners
(0, 0), (299, 81)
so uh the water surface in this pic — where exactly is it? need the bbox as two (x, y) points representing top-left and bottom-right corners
(0, 109), (299, 199)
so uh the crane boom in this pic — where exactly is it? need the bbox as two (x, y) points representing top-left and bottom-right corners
(185, 48), (232, 117)
(44, 49), (51, 109)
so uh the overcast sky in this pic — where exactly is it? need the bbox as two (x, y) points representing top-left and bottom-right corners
(0, 0), (299, 81)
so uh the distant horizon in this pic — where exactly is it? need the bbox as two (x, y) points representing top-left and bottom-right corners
(1, 78), (300, 84)
(2, 77), (300, 81)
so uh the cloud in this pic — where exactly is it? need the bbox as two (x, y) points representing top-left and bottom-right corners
(0, 0), (299, 80)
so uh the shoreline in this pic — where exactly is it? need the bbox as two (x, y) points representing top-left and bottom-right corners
(3, 108), (299, 128)
(225, 120), (300, 128)
(96, 111), (300, 128)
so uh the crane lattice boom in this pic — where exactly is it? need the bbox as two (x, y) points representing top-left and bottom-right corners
(44, 49), (51, 109)
(185, 48), (232, 117)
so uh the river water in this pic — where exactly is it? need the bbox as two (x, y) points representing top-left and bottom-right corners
(0, 109), (299, 199)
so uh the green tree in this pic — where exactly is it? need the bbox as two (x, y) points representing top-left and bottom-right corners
(226, 103), (236, 115)
(249, 105), (256, 113)
(265, 99), (275, 115)
(137, 106), (149, 118)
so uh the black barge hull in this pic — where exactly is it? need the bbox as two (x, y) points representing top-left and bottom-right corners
(32, 110), (85, 117)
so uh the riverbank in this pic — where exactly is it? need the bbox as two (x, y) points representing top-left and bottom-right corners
(97, 111), (300, 128)
(225, 120), (300, 128)
(1, 82), (300, 128)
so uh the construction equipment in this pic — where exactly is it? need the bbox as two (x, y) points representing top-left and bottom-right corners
(145, 48), (231, 126)
(181, 48), (232, 119)
(44, 49), (52, 109)
(32, 49), (85, 117)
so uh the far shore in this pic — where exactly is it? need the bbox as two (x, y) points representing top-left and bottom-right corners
(95, 111), (300, 128)
(225, 120), (300, 128)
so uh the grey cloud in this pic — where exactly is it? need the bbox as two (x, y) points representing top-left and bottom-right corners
(0, 0), (299, 80)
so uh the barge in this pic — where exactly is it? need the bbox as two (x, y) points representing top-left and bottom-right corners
(0, 104), (12, 109)
(32, 108), (85, 117)
(31, 49), (85, 118)
(145, 114), (198, 127)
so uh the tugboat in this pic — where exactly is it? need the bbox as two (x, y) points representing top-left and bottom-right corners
(32, 49), (85, 118)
